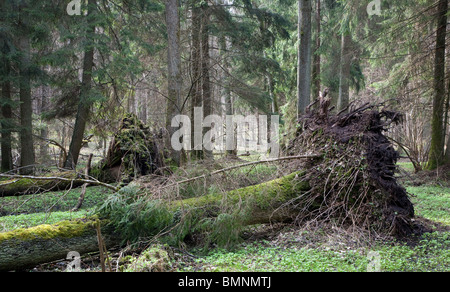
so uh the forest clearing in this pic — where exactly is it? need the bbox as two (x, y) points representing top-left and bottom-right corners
(0, 0), (449, 274)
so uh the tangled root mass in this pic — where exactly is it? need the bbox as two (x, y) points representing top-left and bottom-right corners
(288, 101), (417, 237)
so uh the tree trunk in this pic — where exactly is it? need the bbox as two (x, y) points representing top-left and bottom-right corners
(165, 0), (182, 166)
(140, 92), (148, 124)
(427, 0), (448, 169)
(311, 0), (321, 101)
(445, 78), (450, 164)
(1, 47), (13, 173)
(169, 172), (309, 225)
(190, 3), (203, 160)
(0, 171), (86, 197)
(201, 3), (213, 160)
(337, 33), (352, 112)
(445, 126), (450, 164)
(72, 154), (93, 211)
(0, 1), (13, 173)
(64, 0), (96, 169)
(297, 0), (312, 117)
(39, 86), (50, 164)
(219, 35), (236, 157)
(0, 172), (309, 271)
(18, 2), (35, 175)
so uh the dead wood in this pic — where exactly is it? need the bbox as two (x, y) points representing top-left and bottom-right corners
(91, 114), (166, 183)
(0, 171), (119, 197)
(288, 100), (417, 237)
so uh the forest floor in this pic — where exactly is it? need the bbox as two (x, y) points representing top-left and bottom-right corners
(0, 160), (448, 272)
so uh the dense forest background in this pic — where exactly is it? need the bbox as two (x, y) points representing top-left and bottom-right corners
(0, 0), (449, 175)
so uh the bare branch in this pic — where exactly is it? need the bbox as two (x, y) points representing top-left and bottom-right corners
(162, 155), (319, 189)
(0, 172), (119, 193)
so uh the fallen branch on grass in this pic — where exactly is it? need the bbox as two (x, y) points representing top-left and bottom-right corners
(0, 171), (120, 197)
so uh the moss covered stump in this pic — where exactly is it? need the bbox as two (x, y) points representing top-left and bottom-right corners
(91, 114), (165, 183)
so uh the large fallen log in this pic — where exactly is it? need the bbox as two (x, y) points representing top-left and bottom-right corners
(169, 172), (309, 225)
(0, 219), (119, 271)
(0, 172), (309, 271)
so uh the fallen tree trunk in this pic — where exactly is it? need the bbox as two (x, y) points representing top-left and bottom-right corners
(0, 171), (82, 197)
(0, 172), (308, 271)
(0, 219), (119, 271)
(0, 172), (119, 197)
(168, 172), (309, 225)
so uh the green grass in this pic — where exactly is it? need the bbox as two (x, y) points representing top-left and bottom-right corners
(181, 244), (368, 272)
(0, 186), (111, 231)
(0, 186), (111, 215)
(178, 231), (449, 272)
(0, 210), (90, 232)
(407, 185), (450, 226)
(397, 161), (416, 172)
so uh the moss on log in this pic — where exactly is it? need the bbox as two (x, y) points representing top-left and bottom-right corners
(169, 171), (310, 225)
(0, 171), (83, 197)
(0, 219), (119, 271)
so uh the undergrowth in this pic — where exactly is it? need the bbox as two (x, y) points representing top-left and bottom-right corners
(95, 183), (252, 249)
(177, 231), (449, 272)
(0, 160), (448, 272)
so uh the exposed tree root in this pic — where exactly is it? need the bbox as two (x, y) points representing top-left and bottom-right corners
(287, 101), (417, 237)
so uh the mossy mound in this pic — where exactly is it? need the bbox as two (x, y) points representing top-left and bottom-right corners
(119, 244), (173, 272)
(91, 114), (165, 183)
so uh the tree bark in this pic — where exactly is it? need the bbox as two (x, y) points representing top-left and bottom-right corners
(445, 78), (450, 164)
(337, 33), (352, 112)
(39, 86), (50, 164)
(0, 219), (119, 272)
(18, 1), (35, 175)
(201, 3), (213, 160)
(1, 44), (13, 173)
(165, 0), (182, 166)
(190, 3), (203, 160)
(72, 154), (93, 211)
(427, 0), (447, 169)
(311, 0), (321, 101)
(297, 0), (312, 117)
(64, 0), (96, 169)
(0, 1), (13, 173)
(219, 35), (236, 157)
(445, 126), (450, 164)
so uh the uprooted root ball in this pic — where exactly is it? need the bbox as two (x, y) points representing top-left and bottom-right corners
(287, 103), (416, 237)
